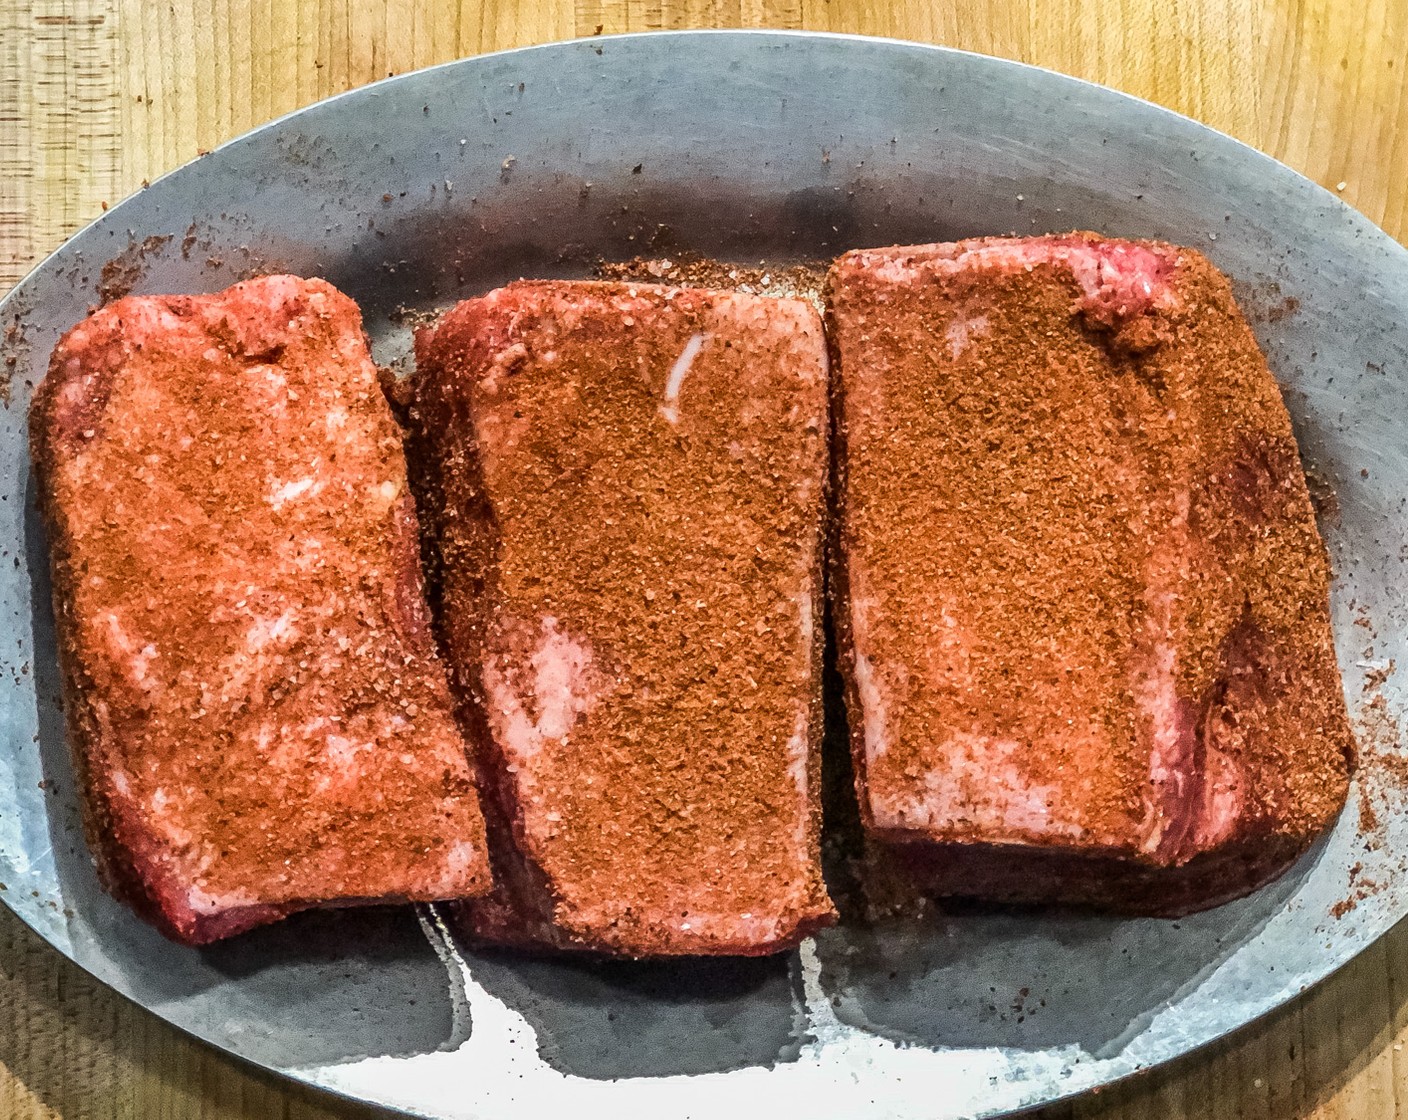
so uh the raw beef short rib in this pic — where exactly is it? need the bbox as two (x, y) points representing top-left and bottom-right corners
(827, 234), (1355, 914)
(413, 279), (836, 955)
(30, 275), (492, 944)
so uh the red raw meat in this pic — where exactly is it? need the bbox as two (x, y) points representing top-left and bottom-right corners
(826, 234), (1355, 914)
(30, 276), (492, 944)
(413, 279), (835, 955)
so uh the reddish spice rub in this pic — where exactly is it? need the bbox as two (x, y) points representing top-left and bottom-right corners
(414, 279), (835, 956)
(827, 234), (1355, 914)
(30, 276), (491, 945)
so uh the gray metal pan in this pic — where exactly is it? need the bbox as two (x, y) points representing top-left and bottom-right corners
(0, 30), (1404, 1120)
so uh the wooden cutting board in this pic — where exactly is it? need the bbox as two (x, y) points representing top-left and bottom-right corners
(2, 2), (1406, 1117)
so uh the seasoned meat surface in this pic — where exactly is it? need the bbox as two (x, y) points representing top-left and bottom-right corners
(827, 235), (1354, 914)
(414, 279), (835, 956)
(30, 275), (491, 944)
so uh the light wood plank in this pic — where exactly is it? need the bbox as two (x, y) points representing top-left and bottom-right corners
(0, 0), (34, 285)
(12, 0), (122, 280)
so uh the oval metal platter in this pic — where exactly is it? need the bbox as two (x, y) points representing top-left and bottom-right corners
(1, 30), (1406, 1120)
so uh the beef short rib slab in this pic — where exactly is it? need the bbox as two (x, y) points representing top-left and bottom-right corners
(827, 234), (1355, 914)
(414, 279), (835, 956)
(30, 276), (491, 944)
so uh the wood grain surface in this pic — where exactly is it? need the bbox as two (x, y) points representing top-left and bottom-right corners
(2, 1), (1407, 1117)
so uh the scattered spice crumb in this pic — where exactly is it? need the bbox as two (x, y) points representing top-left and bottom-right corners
(1364, 660), (1396, 692)
(1360, 794), (1380, 834)
(595, 252), (829, 310)
(1304, 466), (1341, 527)
(386, 304), (440, 330)
(97, 234), (173, 305)
(0, 317), (28, 405)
